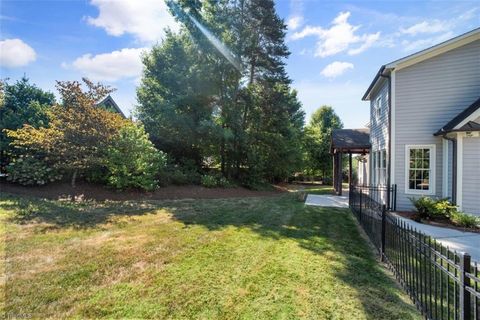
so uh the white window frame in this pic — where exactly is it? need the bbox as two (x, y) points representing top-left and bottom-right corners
(374, 96), (382, 120)
(405, 144), (436, 195)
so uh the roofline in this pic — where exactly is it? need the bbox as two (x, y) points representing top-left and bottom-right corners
(385, 27), (480, 70)
(362, 28), (480, 101)
(434, 97), (480, 136)
(362, 65), (385, 101)
(97, 95), (126, 118)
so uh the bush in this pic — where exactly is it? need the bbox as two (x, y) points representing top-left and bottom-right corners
(409, 196), (437, 219)
(409, 196), (457, 219)
(6, 155), (62, 186)
(200, 175), (217, 188)
(105, 124), (166, 191)
(450, 211), (480, 228)
(200, 174), (235, 188)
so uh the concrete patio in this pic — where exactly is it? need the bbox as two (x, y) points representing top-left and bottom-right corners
(305, 194), (349, 208)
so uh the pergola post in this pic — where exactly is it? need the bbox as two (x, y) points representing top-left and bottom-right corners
(338, 152), (343, 196)
(349, 152), (353, 193)
(333, 152), (337, 194)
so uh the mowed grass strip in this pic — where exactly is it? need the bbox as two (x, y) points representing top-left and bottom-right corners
(0, 193), (420, 319)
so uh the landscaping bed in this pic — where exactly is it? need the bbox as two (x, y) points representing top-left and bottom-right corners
(0, 181), (284, 201)
(0, 193), (420, 319)
(395, 211), (480, 234)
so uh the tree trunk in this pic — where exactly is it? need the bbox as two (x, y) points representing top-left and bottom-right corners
(71, 169), (78, 188)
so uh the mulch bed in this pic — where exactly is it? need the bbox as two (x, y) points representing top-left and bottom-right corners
(0, 181), (285, 202)
(395, 211), (480, 234)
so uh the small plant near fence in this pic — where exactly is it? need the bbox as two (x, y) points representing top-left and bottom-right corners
(350, 185), (480, 320)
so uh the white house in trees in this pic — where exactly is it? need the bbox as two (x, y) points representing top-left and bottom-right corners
(360, 28), (480, 215)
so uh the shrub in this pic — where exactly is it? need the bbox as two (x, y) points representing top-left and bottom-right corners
(409, 196), (437, 219)
(105, 124), (166, 191)
(6, 155), (62, 186)
(200, 174), (235, 188)
(201, 175), (218, 188)
(409, 196), (457, 219)
(450, 211), (480, 229)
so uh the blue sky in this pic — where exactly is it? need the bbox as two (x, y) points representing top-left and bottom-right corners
(1, 0), (478, 128)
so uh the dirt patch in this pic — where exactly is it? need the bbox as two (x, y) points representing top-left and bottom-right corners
(395, 211), (480, 234)
(0, 181), (284, 201)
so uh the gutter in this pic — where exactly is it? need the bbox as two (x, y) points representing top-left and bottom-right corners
(380, 71), (392, 209)
(441, 134), (457, 204)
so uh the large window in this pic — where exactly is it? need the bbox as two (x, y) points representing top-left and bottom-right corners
(372, 150), (387, 186)
(405, 145), (435, 195)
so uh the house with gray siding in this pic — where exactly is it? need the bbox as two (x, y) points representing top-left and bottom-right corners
(361, 28), (480, 216)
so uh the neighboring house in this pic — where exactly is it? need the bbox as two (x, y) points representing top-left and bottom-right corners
(361, 28), (480, 215)
(96, 95), (126, 118)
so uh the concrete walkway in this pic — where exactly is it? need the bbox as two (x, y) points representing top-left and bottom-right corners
(392, 213), (480, 262)
(305, 194), (349, 208)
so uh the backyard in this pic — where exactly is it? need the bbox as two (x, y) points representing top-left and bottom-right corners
(1, 191), (420, 319)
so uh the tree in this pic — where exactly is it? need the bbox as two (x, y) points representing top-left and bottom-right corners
(138, 0), (304, 184)
(105, 123), (167, 191)
(304, 106), (343, 180)
(0, 77), (55, 168)
(6, 78), (128, 186)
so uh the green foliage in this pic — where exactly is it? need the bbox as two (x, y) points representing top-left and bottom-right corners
(6, 78), (129, 186)
(138, 0), (305, 185)
(104, 124), (167, 191)
(200, 173), (235, 188)
(0, 77), (55, 167)
(303, 106), (343, 179)
(6, 155), (62, 186)
(409, 196), (456, 219)
(450, 211), (480, 228)
(200, 174), (218, 188)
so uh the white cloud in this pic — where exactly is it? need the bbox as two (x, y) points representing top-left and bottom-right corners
(0, 38), (36, 68)
(291, 11), (380, 57)
(401, 31), (454, 52)
(287, 15), (304, 31)
(321, 61), (354, 78)
(400, 20), (450, 36)
(86, 0), (179, 43)
(69, 47), (146, 81)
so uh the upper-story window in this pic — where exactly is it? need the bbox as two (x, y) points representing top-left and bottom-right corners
(374, 96), (382, 120)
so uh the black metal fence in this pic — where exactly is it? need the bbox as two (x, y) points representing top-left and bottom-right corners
(350, 184), (397, 211)
(349, 185), (480, 320)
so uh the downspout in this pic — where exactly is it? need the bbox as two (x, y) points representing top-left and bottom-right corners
(380, 71), (392, 209)
(442, 134), (457, 204)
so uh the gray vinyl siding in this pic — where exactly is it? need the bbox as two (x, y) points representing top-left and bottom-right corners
(369, 79), (389, 152)
(462, 137), (480, 216)
(394, 39), (480, 211)
(369, 79), (389, 186)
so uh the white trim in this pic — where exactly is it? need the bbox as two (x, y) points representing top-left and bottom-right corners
(404, 144), (436, 195)
(390, 71), (396, 185)
(456, 133), (463, 210)
(454, 107), (480, 130)
(442, 139), (449, 198)
(385, 29), (480, 70)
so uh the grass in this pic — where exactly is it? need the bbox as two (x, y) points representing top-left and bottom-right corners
(0, 192), (420, 319)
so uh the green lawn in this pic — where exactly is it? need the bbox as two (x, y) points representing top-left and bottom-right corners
(0, 192), (420, 319)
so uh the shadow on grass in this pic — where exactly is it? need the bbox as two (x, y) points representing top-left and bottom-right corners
(0, 193), (157, 229)
(0, 192), (420, 319)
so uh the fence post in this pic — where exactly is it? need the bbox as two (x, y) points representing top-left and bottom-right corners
(460, 253), (471, 320)
(381, 205), (386, 262)
(359, 189), (362, 217)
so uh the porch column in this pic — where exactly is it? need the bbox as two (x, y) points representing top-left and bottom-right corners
(333, 152), (337, 194)
(338, 152), (343, 196)
(348, 152), (353, 191)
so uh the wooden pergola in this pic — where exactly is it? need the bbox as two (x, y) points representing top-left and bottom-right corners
(330, 129), (370, 196)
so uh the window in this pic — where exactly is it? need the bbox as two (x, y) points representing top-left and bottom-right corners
(374, 96), (382, 120)
(372, 150), (387, 186)
(405, 145), (435, 195)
